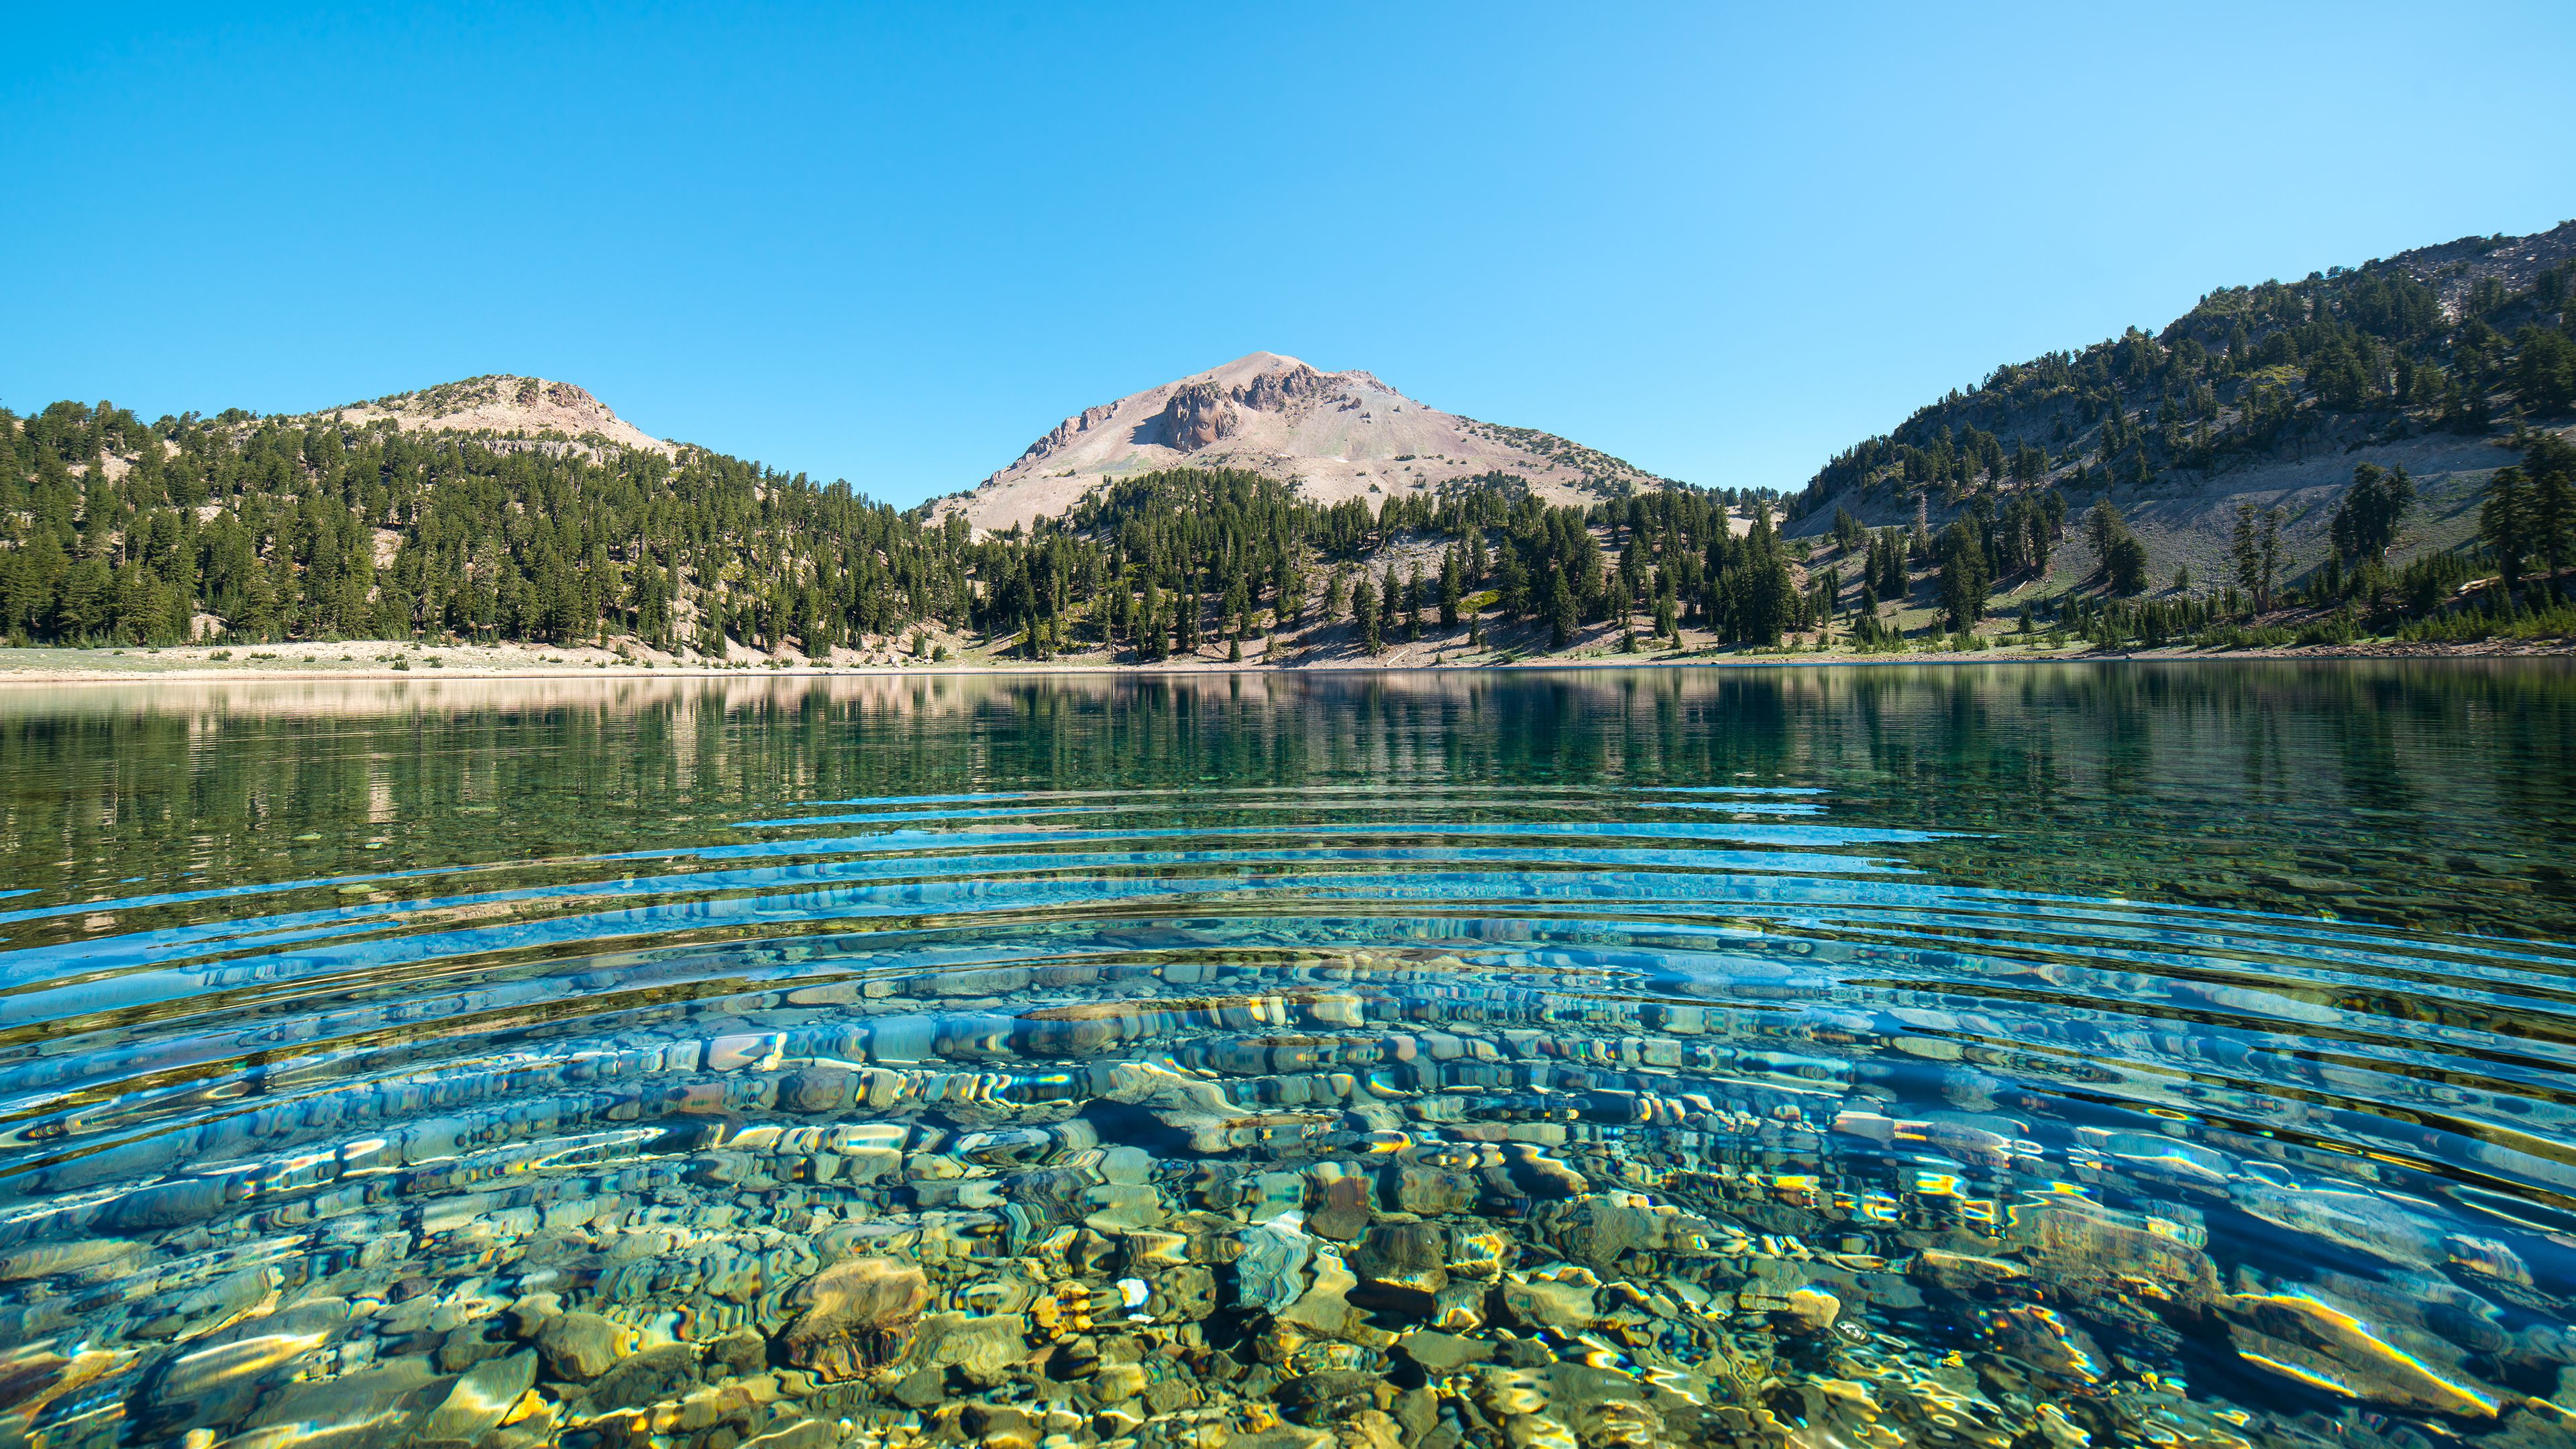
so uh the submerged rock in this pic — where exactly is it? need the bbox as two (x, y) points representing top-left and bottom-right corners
(1348, 1221), (1451, 1313)
(0, 1348), (129, 1438)
(583, 1342), (697, 1411)
(237, 1356), (446, 1443)
(1274, 1250), (1368, 1342)
(415, 1348), (536, 1444)
(1983, 1304), (2104, 1384)
(1498, 1267), (1599, 1332)
(1238, 1214), (1314, 1313)
(897, 1311), (1031, 1387)
(0, 1238), (143, 1283)
(1306, 1162), (1375, 1241)
(2009, 1199), (2217, 1313)
(1776, 1287), (1841, 1334)
(1272, 1368), (1379, 1425)
(2223, 1287), (2504, 1417)
(1910, 1248), (2028, 1293)
(2239, 1184), (2448, 1270)
(535, 1311), (625, 1381)
(781, 1255), (932, 1380)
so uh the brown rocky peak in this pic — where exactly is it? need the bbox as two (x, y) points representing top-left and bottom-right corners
(1159, 382), (1241, 451)
(1234, 362), (1330, 413)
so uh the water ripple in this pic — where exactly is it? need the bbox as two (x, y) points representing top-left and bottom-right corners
(2, 682), (2573, 1448)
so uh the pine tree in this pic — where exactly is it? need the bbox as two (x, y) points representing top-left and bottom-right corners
(2232, 503), (2261, 612)
(1935, 521), (1990, 629)
(2526, 432), (2576, 595)
(1276, 549), (1306, 625)
(1547, 570), (1576, 648)
(2259, 508), (2287, 612)
(2328, 463), (2415, 566)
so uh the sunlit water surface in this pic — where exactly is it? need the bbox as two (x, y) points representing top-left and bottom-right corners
(2, 663), (2573, 1449)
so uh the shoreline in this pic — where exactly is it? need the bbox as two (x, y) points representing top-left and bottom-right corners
(1, 638), (2566, 685)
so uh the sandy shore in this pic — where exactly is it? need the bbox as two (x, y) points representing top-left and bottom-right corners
(0, 634), (2565, 685)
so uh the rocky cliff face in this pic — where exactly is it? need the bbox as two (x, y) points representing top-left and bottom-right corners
(1235, 363), (1333, 414)
(939, 352), (1677, 534)
(1018, 402), (1121, 464)
(1158, 382), (1240, 449)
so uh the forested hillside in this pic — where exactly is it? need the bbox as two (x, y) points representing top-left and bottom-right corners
(1795, 224), (2576, 517)
(17, 211), (2573, 669)
(0, 401), (961, 654)
(1785, 223), (2576, 619)
(0, 394), (1792, 661)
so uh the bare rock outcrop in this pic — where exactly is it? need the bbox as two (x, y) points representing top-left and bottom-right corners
(1016, 402), (1120, 464)
(1157, 382), (1241, 451)
(1235, 362), (1331, 413)
(312, 374), (677, 458)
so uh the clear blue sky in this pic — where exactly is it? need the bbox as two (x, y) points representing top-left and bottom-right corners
(7, 3), (2573, 506)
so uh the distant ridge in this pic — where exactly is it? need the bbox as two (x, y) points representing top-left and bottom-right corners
(314, 374), (676, 458)
(938, 352), (1677, 533)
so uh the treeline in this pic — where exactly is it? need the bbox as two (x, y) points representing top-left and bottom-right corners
(0, 399), (1794, 657)
(0, 402), (970, 653)
(985, 468), (1804, 657)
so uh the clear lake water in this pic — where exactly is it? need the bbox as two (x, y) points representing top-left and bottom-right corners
(2, 663), (2574, 1449)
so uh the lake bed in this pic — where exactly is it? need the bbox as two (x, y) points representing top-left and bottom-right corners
(2, 663), (2572, 1448)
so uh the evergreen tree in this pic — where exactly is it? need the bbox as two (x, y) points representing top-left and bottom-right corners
(2481, 466), (2530, 594)
(2328, 463), (2415, 565)
(1934, 521), (1990, 629)
(2513, 327), (2576, 415)
(2259, 507), (2287, 612)
(2084, 498), (2125, 560)
(2105, 534), (2150, 597)
(2232, 503), (2262, 612)
(2521, 431), (2576, 593)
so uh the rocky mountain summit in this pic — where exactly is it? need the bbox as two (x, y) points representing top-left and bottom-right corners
(940, 352), (1677, 533)
(317, 375), (676, 458)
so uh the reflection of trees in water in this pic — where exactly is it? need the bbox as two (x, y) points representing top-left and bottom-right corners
(1, 662), (2570, 941)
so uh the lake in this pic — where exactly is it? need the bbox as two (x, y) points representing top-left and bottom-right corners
(2, 662), (2573, 1449)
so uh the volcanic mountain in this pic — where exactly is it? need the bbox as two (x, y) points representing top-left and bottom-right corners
(938, 352), (1677, 533)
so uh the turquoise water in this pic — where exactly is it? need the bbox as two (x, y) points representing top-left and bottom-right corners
(1, 663), (2573, 1448)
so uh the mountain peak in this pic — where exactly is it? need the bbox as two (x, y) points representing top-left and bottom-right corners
(317, 374), (675, 456)
(938, 354), (1672, 532)
(1184, 351), (1320, 386)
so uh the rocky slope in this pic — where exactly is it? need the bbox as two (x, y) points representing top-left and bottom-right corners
(317, 375), (676, 458)
(938, 352), (1676, 533)
(1786, 221), (2576, 593)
